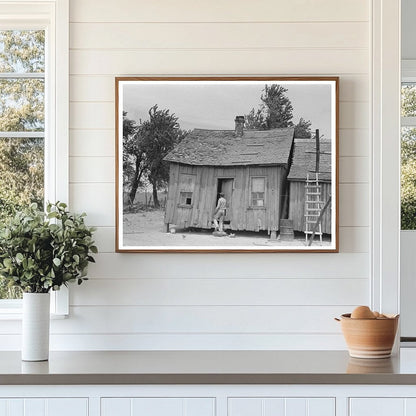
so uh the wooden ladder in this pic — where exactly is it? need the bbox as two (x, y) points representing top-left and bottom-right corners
(304, 172), (323, 245)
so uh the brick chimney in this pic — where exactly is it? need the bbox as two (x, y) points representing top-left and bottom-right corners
(234, 116), (245, 137)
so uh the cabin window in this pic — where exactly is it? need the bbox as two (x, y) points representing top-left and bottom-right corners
(251, 177), (266, 207)
(180, 191), (193, 206)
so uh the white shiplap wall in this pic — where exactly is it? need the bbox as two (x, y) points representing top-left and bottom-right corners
(60, 0), (371, 350)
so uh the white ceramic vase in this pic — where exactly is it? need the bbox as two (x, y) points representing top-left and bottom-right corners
(22, 292), (50, 361)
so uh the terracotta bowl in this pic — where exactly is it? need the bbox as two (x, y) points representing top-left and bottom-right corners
(347, 357), (395, 373)
(337, 313), (399, 359)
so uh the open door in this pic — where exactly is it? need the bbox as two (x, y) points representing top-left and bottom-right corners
(217, 178), (234, 223)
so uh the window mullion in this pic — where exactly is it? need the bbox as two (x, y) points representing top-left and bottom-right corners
(0, 72), (44, 79)
(401, 117), (416, 127)
(0, 132), (44, 138)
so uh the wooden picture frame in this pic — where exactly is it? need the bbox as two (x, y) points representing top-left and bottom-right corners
(116, 77), (339, 253)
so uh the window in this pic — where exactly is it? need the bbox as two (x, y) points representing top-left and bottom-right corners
(401, 81), (416, 230)
(0, 30), (45, 300)
(251, 177), (265, 207)
(178, 174), (195, 207)
(0, 0), (69, 313)
(180, 192), (193, 206)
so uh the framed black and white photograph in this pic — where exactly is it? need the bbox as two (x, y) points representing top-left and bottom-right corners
(116, 77), (339, 252)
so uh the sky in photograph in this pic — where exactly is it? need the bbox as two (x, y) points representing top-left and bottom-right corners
(122, 80), (333, 140)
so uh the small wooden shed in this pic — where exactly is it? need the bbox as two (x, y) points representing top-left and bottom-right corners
(163, 120), (295, 234)
(287, 138), (332, 235)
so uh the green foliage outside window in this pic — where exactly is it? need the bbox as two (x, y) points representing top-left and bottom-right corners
(0, 30), (45, 299)
(401, 85), (416, 230)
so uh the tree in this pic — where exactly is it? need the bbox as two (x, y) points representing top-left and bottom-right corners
(245, 84), (294, 130)
(0, 30), (45, 73)
(262, 84), (294, 129)
(244, 107), (267, 130)
(401, 84), (416, 229)
(0, 30), (45, 220)
(122, 112), (148, 206)
(139, 105), (187, 208)
(294, 117), (312, 138)
(401, 158), (416, 229)
(0, 31), (45, 132)
(401, 127), (416, 164)
(402, 84), (416, 117)
(0, 138), (44, 222)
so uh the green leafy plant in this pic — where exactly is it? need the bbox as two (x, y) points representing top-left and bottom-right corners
(0, 202), (97, 293)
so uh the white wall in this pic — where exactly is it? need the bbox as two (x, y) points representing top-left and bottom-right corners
(1, 0), (372, 350)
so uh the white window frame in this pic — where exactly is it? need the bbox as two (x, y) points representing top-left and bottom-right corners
(399, 60), (416, 340)
(371, 0), (401, 323)
(0, 0), (69, 317)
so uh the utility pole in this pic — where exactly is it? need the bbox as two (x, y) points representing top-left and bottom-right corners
(315, 129), (320, 173)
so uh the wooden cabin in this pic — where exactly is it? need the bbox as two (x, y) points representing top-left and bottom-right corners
(287, 139), (332, 235)
(163, 117), (295, 234)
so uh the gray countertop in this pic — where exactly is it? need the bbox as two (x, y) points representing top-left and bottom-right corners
(2, 349), (416, 385)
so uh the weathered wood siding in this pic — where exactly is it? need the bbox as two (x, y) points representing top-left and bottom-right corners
(165, 163), (286, 232)
(288, 181), (332, 235)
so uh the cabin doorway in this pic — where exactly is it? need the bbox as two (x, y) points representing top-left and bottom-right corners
(216, 178), (234, 223)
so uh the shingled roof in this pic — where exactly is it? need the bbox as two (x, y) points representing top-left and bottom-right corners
(164, 127), (295, 167)
(287, 138), (332, 182)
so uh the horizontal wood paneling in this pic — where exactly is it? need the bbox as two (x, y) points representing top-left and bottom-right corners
(0, 333), (347, 350)
(339, 156), (369, 183)
(70, 0), (369, 23)
(69, 129), (114, 157)
(70, 157), (114, 183)
(91, 227), (115, 253)
(0, 306), (356, 335)
(70, 49), (368, 75)
(70, 22), (368, 50)
(69, 183), (114, 226)
(70, 103), (114, 129)
(339, 102), (369, 129)
(54, 305), (353, 334)
(339, 227), (369, 253)
(86, 252), (369, 279)
(70, 277), (368, 306)
(70, 76), (115, 102)
(339, 129), (369, 157)
(339, 184), (369, 227)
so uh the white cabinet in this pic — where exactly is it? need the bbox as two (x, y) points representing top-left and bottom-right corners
(349, 398), (416, 416)
(6, 385), (416, 416)
(228, 397), (335, 416)
(0, 398), (88, 416)
(101, 397), (215, 416)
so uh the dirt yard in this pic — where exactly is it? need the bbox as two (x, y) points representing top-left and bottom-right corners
(123, 209), (331, 248)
